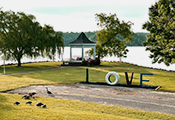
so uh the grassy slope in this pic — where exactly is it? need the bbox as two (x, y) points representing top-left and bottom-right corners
(0, 93), (174, 120)
(2, 61), (173, 92)
(0, 61), (175, 119)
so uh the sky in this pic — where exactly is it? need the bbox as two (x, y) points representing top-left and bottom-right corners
(1, 0), (158, 33)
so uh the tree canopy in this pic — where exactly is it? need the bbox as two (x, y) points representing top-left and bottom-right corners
(142, 0), (175, 66)
(87, 13), (134, 59)
(0, 10), (64, 66)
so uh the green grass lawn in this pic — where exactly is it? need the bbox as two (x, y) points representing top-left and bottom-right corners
(0, 61), (175, 119)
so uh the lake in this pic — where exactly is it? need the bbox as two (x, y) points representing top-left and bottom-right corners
(1, 46), (175, 71)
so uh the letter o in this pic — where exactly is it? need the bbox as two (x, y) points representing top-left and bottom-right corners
(105, 71), (120, 85)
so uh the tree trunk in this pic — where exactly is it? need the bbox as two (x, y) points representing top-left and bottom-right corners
(17, 58), (21, 67)
(98, 52), (101, 59)
(98, 55), (100, 59)
(119, 57), (122, 62)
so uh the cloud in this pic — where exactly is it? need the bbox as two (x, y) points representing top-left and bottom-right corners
(0, 0), (156, 32)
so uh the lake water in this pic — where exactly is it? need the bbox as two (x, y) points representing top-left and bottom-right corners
(1, 46), (175, 71)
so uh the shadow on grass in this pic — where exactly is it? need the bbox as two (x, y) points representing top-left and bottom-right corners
(79, 81), (159, 89)
(0, 94), (15, 115)
(0, 62), (61, 75)
(12, 63), (153, 82)
(13, 67), (88, 84)
(98, 62), (154, 73)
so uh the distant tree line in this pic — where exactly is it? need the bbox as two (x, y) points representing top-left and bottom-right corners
(63, 32), (149, 46)
(125, 32), (150, 46)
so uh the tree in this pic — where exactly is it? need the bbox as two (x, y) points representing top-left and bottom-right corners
(142, 0), (175, 66)
(0, 10), (64, 66)
(87, 13), (134, 60)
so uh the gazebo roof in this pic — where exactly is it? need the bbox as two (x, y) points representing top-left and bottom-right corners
(69, 32), (95, 44)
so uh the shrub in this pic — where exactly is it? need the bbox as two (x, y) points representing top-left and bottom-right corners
(76, 57), (82, 60)
(93, 57), (100, 65)
(81, 60), (87, 66)
(82, 57), (100, 66)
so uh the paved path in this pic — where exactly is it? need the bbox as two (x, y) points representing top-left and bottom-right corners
(7, 83), (175, 115)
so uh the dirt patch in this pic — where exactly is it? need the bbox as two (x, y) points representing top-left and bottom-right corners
(6, 83), (175, 115)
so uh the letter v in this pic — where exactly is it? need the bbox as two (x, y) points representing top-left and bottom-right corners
(125, 72), (134, 86)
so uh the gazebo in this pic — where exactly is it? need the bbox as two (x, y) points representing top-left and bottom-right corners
(69, 32), (97, 64)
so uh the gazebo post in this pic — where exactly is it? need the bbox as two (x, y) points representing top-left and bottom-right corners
(82, 45), (84, 61)
(61, 49), (64, 64)
(93, 46), (96, 59)
(70, 46), (72, 62)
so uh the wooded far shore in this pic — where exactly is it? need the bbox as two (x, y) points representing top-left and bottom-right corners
(63, 32), (149, 46)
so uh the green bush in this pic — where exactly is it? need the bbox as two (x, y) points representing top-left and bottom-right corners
(81, 58), (101, 66)
(81, 60), (88, 66)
